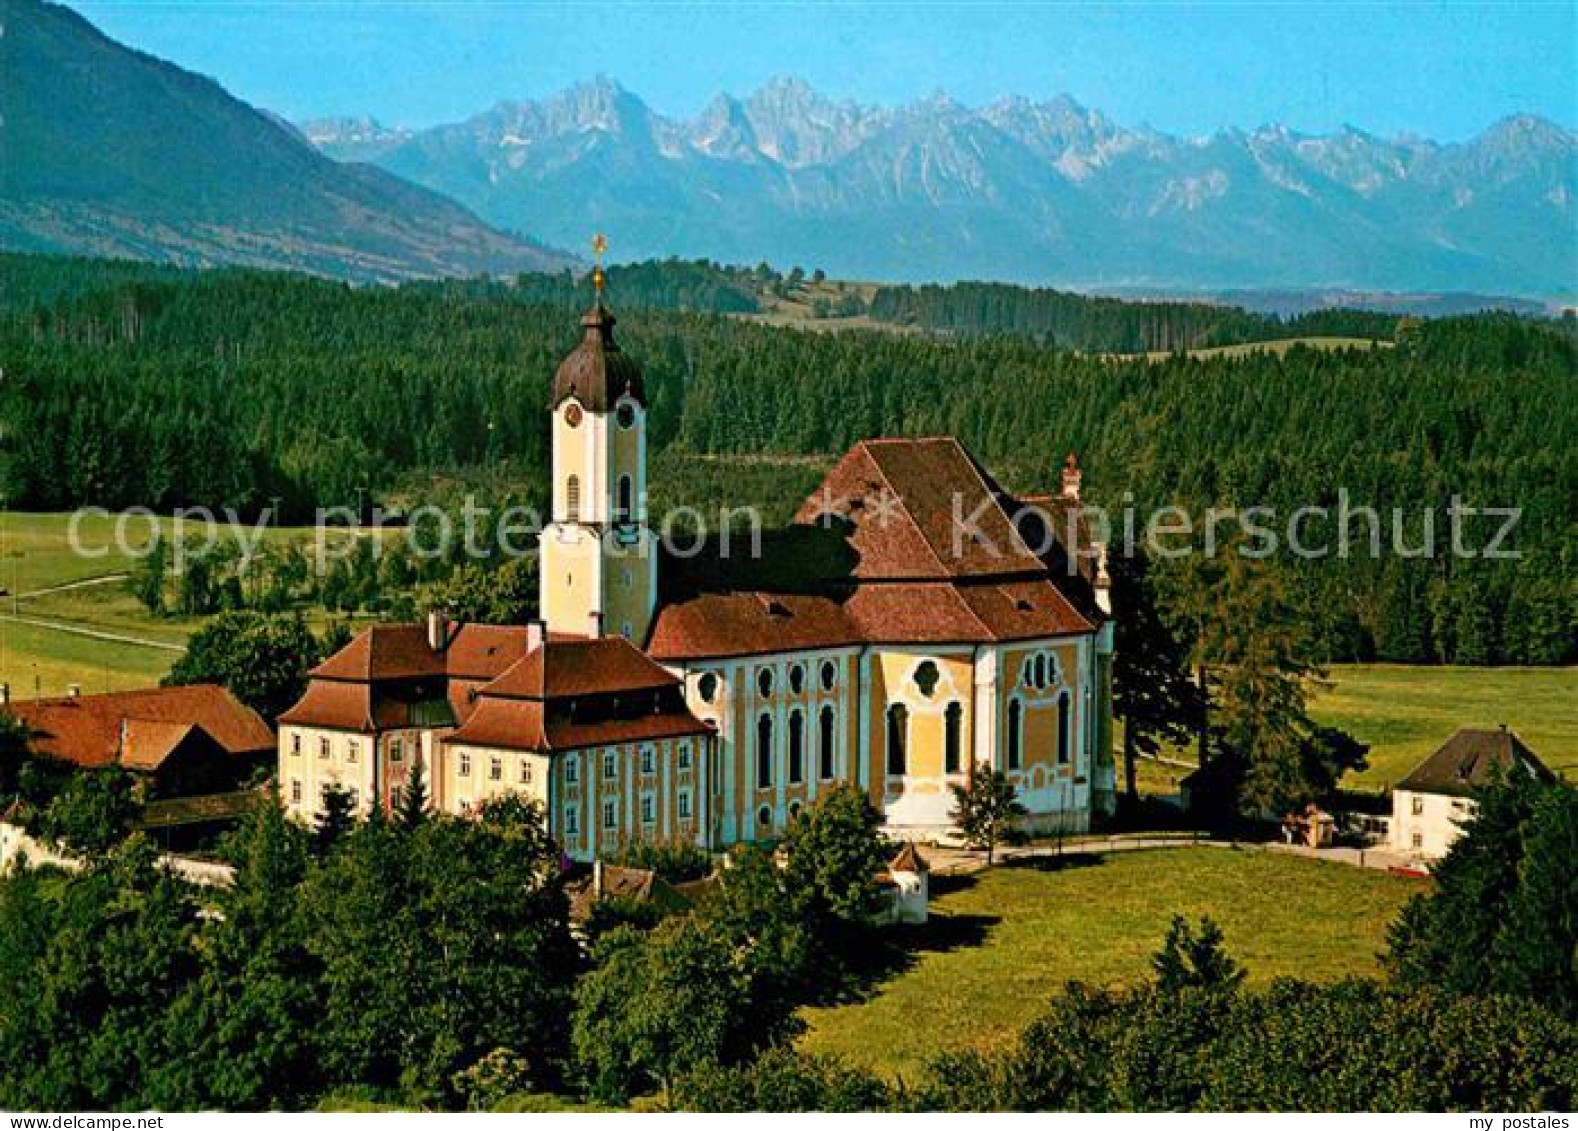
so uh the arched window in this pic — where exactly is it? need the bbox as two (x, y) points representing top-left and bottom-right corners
(819, 660), (838, 691)
(944, 701), (963, 775)
(788, 709), (804, 784)
(757, 667), (775, 698)
(1007, 697), (1023, 770)
(886, 704), (908, 777)
(818, 704), (836, 780)
(565, 474), (581, 521)
(1057, 691), (1072, 765)
(756, 712), (774, 789)
(616, 474), (633, 524)
(789, 663), (805, 695)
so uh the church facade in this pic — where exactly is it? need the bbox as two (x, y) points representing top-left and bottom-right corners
(279, 298), (1116, 854)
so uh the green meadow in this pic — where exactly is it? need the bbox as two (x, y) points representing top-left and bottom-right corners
(799, 847), (1424, 1081)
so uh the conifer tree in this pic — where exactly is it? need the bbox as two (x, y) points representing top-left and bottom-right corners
(314, 784), (357, 854)
(1110, 546), (1204, 801)
(395, 758), (430, 829)
(950, 763), (1028, 865)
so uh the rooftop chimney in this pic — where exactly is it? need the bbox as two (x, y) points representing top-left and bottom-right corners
(587, 610), (604, 638)
(1059, 451), (1082, 502)
(526, 620), (546, 651)
(426, 609), (449, 652)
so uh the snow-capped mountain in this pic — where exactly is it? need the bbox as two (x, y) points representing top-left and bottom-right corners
(303, 77), (1577, 295)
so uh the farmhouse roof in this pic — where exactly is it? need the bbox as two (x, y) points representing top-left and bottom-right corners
(4, 685), (273, 771)
(1396, 727), (1555, 798)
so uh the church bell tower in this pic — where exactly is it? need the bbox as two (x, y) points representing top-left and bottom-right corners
(538, 242), (656, 643)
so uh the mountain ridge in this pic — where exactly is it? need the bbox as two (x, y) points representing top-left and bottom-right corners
(0, 0), (573, 282)
(302, 77), (1577, 296)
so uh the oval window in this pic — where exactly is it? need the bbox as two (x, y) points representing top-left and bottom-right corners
(757, 668), (775, 698)
(820, 660), (837, 692)
(789, 663), (806, 695)
(698, 671), (719, 703)
(914, 660), (941, 698)
(757, 805), (773, 828)
(616, 401), (636, 430)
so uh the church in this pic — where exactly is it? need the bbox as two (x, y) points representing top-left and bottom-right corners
(278, 289), (1117, 854)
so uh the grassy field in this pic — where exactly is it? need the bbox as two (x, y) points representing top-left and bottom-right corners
(1132, 663), (1578, 796)
(1130, 335), (1391, 362)
(799, 847), (1424, 1080)
(1310, 663), (1578, 790)
(0, 510), (377, 699)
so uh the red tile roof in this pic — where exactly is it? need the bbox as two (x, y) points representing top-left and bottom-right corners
(649, 436), (1097, 660)
(647, 592), (862, 661)
(309, 624), (442, 682)
(954, 578), (1094, 641)
(308, 622), (532, 683)
(5, 685), (273, 771)
(278, 680), (378, 732)
(482, 635), (679, 700)
(794, 437), (1047, 581)
(647, 576), (1093, 661)
(444, 697), (547, 750)
(444, 624), (535, 680)
(444, 696), (710, 753)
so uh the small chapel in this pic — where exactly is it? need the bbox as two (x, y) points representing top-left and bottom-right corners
(279, 281), (1117, 854)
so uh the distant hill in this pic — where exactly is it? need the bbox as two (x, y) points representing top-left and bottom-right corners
(303, 76), (1577, 297)
(0, 0), (572, 282)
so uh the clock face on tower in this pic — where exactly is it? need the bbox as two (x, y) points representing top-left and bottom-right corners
(564, 403), (584, 428)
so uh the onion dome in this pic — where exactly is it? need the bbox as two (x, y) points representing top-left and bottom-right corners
(551, 300), (645, 410)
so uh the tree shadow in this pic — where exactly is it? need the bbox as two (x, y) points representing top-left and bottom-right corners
(1003, 852), (1108, 874)
(815, 908), (1001, 1007)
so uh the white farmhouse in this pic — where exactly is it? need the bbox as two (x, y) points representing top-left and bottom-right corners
(1390, 726), (1554, 862)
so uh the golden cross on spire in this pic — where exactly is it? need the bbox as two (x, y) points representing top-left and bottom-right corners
(591, 232), (608, 296)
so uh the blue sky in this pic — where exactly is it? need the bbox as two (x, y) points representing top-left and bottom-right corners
(66, 1), (1575, 139)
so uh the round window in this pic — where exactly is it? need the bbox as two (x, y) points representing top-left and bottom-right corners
(616, 401), (636, 430)
(757, 668), (775, 698)
(789, 663), (806, 695)
(564, 402), (583, 428)
(914, 660), (941, 698)
(698, 672), (719, 703)
(820, 660), (837, 692)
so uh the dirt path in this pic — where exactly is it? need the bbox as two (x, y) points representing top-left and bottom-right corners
(0, 611), (184, 653)
(12, 572), (131, 599)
